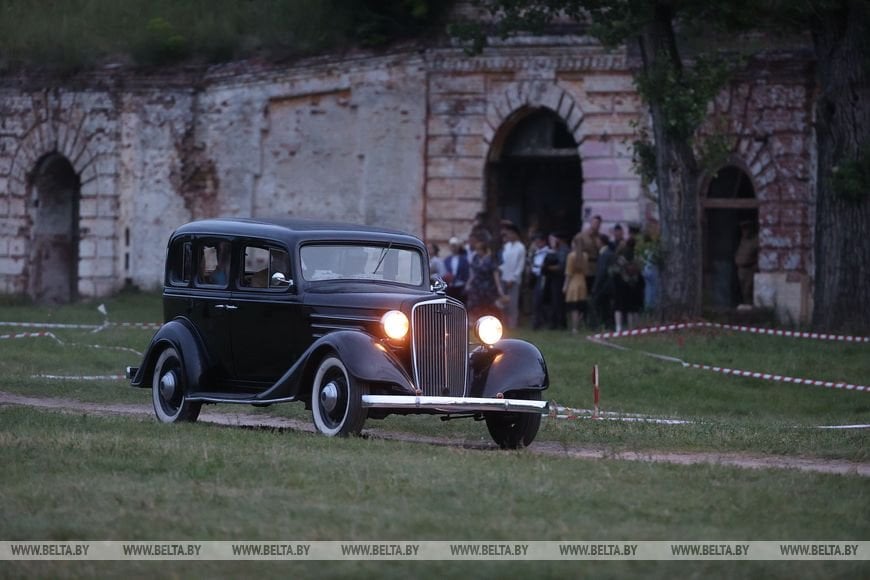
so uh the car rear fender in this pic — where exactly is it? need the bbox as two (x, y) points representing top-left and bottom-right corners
(130, 319), (209, 391)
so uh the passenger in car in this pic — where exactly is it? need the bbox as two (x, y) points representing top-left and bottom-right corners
(203, 241), (231, 286)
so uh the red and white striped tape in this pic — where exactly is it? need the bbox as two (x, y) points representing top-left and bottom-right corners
(32, 374), (126, 381)
(110, 322), (161, 330)
(0, 321), (160, 330)
(0, 331), (62, 344)
(684, 362), (867, 392)
(588, 322), (869, 393)
(0, 321), (102, 329)
(591, 321), (870, 343)
(548, 402), (692, 424)
(0, 330), (142, 356)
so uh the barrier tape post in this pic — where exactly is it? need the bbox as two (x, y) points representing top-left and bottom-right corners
(591, 365), (600, 420)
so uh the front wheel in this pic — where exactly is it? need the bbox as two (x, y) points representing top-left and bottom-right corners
(311, 354), (367, 437)
(484, 392), (542, 449)
(152, 347), (201, 423)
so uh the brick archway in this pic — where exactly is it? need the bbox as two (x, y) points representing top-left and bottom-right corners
(0, 92), (120, 298)
(483, 81), (586, 158)
(26, 152), (81, 303)
(483, 82), (586, 238)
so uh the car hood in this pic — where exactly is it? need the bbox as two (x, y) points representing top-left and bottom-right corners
(302, 284), (448, 315)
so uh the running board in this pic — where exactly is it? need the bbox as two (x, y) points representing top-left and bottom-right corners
(361, 394), (548, 414)
(186, 394), (297, 404)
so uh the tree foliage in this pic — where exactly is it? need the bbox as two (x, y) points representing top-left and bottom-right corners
(0, 0), (453, 69)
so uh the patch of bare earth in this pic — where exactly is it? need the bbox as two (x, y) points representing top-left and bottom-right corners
(1, 391), (867, 477)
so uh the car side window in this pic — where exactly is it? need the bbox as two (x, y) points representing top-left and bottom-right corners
(240, 245), (292, 290)
(197, 240), (231, 288)
(168, 240), (192, 287)
(270, 248), (292, 288)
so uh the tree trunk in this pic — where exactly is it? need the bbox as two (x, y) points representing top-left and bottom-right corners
(811, 1), (870, 333)
(638, 7), (703, 321)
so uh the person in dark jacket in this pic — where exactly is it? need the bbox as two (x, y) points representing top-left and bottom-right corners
(442, 237), (470, 302)
(545, 232), (569, 329)
(592, 234), (615, 329)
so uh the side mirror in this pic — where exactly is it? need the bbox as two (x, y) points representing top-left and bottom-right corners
(430, 275), (447, 295)
(271, 272), (294, 288)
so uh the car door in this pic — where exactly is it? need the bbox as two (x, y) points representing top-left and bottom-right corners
(187, 237), (236, 390)
(229, 242), (306, 387)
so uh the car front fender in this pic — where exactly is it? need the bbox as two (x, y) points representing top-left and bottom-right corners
(262, 330), (416, 401)
(130, 318), (209, 391)
(468, 339), (549, 398)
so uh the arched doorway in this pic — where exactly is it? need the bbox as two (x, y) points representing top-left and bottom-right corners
(702, 166), (759, 310)
(27, 153), (80, 303)
(485, 108), (582, 238)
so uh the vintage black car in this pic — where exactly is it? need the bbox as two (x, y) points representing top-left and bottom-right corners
(127, 218), (549, 448)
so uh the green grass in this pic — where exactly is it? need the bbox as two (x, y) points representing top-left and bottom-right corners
(611, 328), (870, 386)
(0, 292), (867, 461)
(0, 406), (868, 579)
(0, 295), (868, 578)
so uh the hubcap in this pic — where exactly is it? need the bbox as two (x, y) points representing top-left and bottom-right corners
(160, 371), (177, 401)
(320, 381), (339, 413)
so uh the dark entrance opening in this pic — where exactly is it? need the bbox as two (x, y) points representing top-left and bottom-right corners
(28, 153), (80, 304)
(486, 109), (582, 238)
(702, 166), (758, 310)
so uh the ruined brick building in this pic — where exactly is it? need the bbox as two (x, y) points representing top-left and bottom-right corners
(0, 31), (815, 321)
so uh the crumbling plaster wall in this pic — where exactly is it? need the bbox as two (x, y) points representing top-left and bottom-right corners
(0, 55), (430, 293)
(0, 41), (817, 324)
(128, 55), (429, 290)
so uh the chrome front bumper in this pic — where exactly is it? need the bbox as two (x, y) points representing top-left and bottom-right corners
(361, 394), (548, 414)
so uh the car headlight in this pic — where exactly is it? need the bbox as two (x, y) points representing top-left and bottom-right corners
(381, 310), (409, 340)
(475, 315), (503, 345)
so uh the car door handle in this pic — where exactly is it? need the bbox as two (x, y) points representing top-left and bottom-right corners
(215, 304), (238, 310)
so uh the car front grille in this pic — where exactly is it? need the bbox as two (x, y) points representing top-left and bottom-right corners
(411, 299), (468, 397)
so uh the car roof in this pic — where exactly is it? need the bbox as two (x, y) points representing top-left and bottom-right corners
(170, 217), (423, 246)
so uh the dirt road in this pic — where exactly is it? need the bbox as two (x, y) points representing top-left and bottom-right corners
(1, 390), (867, 477)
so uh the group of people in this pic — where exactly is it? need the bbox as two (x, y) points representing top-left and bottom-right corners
(428, 215), (662, 334)
(428, 221), (525, 329)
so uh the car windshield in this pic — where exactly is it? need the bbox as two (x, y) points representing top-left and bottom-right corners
(300, 243), (424, 286)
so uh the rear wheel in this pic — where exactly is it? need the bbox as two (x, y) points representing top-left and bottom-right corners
(484, 391), (542, 449)
(311, 354), (367, 437)
(152, 347), (201, 423)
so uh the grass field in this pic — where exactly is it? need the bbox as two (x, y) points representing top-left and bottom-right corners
(1, 406), (868, 579)
(0, 292), (868, 578)
(1, 291), (866, 460)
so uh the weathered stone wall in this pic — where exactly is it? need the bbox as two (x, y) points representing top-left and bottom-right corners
(0, 39), (817, 321)
(118, 85), (197, 292)
(423, 43), (644, 242)
(0, 87), (122, 297)
(698, 52), (816, 321)
(0, 55), (429, 294)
